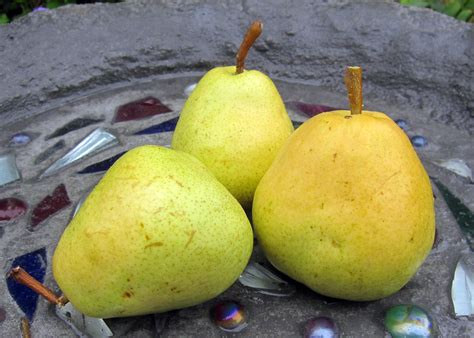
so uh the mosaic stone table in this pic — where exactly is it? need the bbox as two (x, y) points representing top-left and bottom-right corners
(1, 0), (473, 337)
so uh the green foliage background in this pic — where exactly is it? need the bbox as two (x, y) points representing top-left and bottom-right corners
(1, 1), (121, 24)
(400, 0), (474, 22)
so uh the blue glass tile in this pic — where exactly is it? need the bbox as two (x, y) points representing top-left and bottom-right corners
(134, 117), (179, 135)
(77, 151), (127, 174)
(6, 248), (47, 321)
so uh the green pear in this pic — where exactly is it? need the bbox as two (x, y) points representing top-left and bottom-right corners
(252, 67), (435, 301)
(171, 21), (294, 209)
(53, 145), (253, 318)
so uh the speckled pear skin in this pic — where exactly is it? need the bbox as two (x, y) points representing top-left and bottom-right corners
(252, 111), (435, 301)
(53, 145), (253, 318)
(171, 66), (294, 209)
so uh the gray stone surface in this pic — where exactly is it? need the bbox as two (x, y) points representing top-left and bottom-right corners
(0, 0), (472, 132)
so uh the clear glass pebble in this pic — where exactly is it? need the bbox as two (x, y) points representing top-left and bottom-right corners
(239, 262), (295, 297)
(452, 253), (474, 317)
(40, 128), (119, 178)
(0, 153), (21, 186)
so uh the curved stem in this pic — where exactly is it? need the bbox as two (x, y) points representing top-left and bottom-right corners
(9, 266), (63, 305)
(344, 66), (363, 115)
(236, 20), (263, 74)
(21, 318), (31, 338)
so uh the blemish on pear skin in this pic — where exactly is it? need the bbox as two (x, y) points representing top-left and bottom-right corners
(123, 290), (134, 298)
(184, 230), (197, 248)
(332, 153), (337, 162)
(145, 242), (163, 249)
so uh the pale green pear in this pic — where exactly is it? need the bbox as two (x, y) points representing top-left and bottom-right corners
(172, 65), (294, 209)
(53, 145), (253, 318)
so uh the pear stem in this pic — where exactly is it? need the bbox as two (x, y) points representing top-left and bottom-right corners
(9, 266), (65, 305)
(344, 66), (363, 115)
(236, 20), (263, 74)
(21, 318), (31, 338)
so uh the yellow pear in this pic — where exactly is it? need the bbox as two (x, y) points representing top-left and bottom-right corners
(53, 145), (253, 318)
(172, 21), (294, 209)
(252, 67), (435, 301)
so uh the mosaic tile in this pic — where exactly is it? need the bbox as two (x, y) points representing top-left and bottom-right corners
(432, 159), (472, 181)
(384, 305), (435, 337)
(292, 120), (303, 129)
(77, 151), (126, 174)
(6, 248), (47, 321)
(286, 101), (339, 118)
(56, 302), (113, 337)
(304, 317), (338, 338)
(40, 128), (119, 178)
(8, 133), (32, 147)
(114, 97), (172, 123)
(46, 118), (104, 140)
(239, 262), (295, 297)
(432, 177), (474, 250)
(133, 117), (179, 135)
(210, 301), (247, 333)
(0, 153), (21, 186)
(34, 140), (66, 165)
(452, 253), (474, 317)
(0, 197), (27, 222)
(184, 83), (197, 96)
(30, 184), (71, 229)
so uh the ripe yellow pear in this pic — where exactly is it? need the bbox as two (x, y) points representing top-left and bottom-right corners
(252, 67), (435, 301)
(172, 21), (294, 209)
(53, 145), (253, 318)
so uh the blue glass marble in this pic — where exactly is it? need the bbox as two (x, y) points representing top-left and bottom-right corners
(9, 133), (32, 146)
(134, 117), (179, 135)
(384, 305), (435, 337)
(411, 135), (428, 148)
(78, 151), (127, 174)
(210, 301), (248, 333)
(395, 119), (408, 131)
(304, 317), (338, 338)
(6, 248), (47, 321)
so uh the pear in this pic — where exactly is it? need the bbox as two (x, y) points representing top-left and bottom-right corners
(172, 21), (294, 209)
(252, 67), (435, 301)
(53, 145), (253, 318)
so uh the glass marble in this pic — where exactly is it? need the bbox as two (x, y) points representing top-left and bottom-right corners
(304, 317), (338, 338)
(286, 101), (339, 117)
(0, 198), (27, 222)
(134, 117), (179, 135)
(6, 248), (47, 321)
(46, 118), (103, 140)
(452, 253), (474, 317)
(395, 119), (408, 131)
(40, 128), (119, 178)
(411, 135), (428, 148)
(34, 140), (65, 165)
(239, 262), (295, 297)
(384, 305), (435, 338)
(30, 184), (71, 229)
(78, 151), (126, 174)
(9, 132), (32, 146)
(114, 96), (172, 123)
(210, 301), (248, 333)
(0, 153), (21, 186)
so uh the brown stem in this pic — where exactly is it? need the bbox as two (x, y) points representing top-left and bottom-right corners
(236, 20), (263, 74)
(344, 66), (363, 115)
(9, 266), (63, 305)
(21, 318), (31, 338)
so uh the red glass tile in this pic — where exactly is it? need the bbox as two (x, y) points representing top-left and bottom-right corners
(114, 97), (172, 123)
(30, 184), (71, 229)
(0, 198), (27, 222)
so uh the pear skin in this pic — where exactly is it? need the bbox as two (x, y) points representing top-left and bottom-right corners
(53, 145), (253, 318)
(172, 66), (294, 209)
(252, 111), (435, 301)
